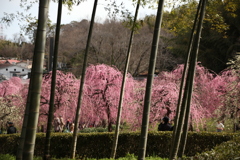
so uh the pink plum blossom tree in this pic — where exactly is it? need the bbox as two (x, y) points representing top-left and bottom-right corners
(38, 71), (80, 127)
(0, 77), (24, 128)
(2, 64), (239, 132)
(82, 64), (135, 131)
(215, 69), (240, 120)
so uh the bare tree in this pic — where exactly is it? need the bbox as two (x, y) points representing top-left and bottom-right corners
(56, 13), (180, 78)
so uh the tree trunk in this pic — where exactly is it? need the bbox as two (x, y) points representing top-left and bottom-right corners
(16, 66), (34, 160)
(43, 0), (63, 160)
(169, 0), (202, 158)
(178, 0), (207, 157)
(169, 0), (207, 159)
(22, 0), (50, 159)
(137, 0), (164, 159)
(70, 0), (98, 159)
(110, 0), (141, 158)
(17, 47), (38, 159)
(169, 3), (199, 157)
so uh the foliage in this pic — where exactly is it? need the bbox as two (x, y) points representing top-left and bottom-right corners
(161, 0), (240, 73)
(0, 132), (237, 159)
(1, 0), (86, 41)
(79, 127), (108, 133)
(197, 118), (238, 133)
(0, 154), (15, 160)
(183, 135), (240, 160)
(0, 39), (34, 59)
(0, 153), (168, 160)
(0, 134), (20, 155)
(24, 18), (55, 43)
(0, 75), (7, 83)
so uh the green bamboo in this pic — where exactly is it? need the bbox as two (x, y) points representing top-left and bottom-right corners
(43, 0), (63, 159)
(169, 0), (207, 159)
(110, 0), (141, 158)
(16, 40), (36, 160)
(178, 0), (207, 157)
(22, 0), (50, 159)
(169, 0), (203, 159)
(70, 0), (98, 158)
(137, 0), (164, 159)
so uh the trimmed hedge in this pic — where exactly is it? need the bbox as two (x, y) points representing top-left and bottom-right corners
(0, 131), (238, 159)
(183, 136), (240, 159)
(0, 153), (169, 160)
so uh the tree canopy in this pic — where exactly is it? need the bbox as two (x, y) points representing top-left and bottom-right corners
(1, 63), (239, 131)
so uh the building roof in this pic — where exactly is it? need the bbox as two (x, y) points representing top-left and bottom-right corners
(0, 64), (31, 70)
(0, 64), (13, 69)
(0, 60), (6, 64)
(17, 60), (32, 65)
(6, 60), (20, 64)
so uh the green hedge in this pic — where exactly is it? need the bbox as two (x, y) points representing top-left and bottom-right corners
(183, 136), (240, 159)
(0, 131), (238, 159)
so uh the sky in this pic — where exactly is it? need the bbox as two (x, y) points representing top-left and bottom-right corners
(0, 0), (158, 42)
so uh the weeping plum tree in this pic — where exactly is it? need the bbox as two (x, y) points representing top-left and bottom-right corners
(0, 77), (23, 96)
(215, 69), (240, 123)
(1, 63), (236, 136)
(38, 64), (135, 130)
(132, 64), (221, 130)
(43, 64), (226, 130)
(1, 63), (234, 132)
(38, 71), (79, 123)
(133, 76), (179, 128)
(13, 65), (135, 131)
(84, 64), (135, 130)
(0, 77), (23, 125)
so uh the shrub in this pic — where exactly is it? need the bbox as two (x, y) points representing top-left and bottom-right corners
(0, 154), (15, 160)
(79, 127), (108, 133)
(184, 135), (240, 160)
(0, 131), (237, 159)
(0, 153), (168, 160)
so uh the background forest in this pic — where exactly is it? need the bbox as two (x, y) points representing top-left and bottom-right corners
(1, 0), (240, 77)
